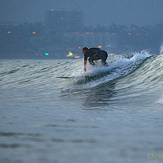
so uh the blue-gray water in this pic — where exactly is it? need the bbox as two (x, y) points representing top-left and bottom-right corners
(0, 51), (163, 163)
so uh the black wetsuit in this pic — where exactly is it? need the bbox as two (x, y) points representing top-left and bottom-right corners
(84, 48), (108, 65)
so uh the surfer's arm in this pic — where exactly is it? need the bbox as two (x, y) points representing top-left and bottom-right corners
(84, 60), (87, 72)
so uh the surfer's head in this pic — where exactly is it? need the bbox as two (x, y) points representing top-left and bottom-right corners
(82, 47), (88, 55)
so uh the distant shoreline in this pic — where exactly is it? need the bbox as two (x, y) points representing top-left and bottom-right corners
(0, 52), (82, 60)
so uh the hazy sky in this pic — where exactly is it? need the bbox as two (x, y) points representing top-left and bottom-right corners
(0, 0), (163, 27)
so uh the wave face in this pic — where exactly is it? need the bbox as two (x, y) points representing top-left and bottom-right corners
(61, 51), (163, 107)
(0, 51), (163, 163)
(0, 51), (162, 107)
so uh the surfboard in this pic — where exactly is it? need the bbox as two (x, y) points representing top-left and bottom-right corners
(57, 67), (111, 81)
(56, 76), (73, 79)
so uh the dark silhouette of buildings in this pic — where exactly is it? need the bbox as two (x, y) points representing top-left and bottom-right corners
(0, 10), (162, 59)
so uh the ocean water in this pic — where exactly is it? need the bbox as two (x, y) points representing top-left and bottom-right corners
(0, 51), (163, 163)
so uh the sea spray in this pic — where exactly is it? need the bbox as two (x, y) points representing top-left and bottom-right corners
(156, 95), (163, 104)
(65, 50), (152, 90)
(160, 42), (163, 54)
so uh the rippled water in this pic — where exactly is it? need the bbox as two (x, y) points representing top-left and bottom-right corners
(0, 52), (163, 163)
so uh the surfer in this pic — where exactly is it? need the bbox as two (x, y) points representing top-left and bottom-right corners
(82, 47), (108, 72)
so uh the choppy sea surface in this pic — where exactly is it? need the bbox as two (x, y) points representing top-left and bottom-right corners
(0, 51), (163, 163)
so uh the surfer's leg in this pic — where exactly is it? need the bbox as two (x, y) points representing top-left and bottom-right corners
(101, 51), (108, 66)
(90, 54), (100, 65)
(88, 57), (95, 65)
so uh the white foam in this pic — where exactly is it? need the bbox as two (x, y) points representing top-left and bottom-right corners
(160, 42), (163, 54)
(156, 95), (163, 104)
(72, 64), (112, 78)
(65, 50), (152, 91)
(71, 50), (151, 78)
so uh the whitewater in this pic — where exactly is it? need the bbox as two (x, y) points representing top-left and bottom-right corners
(0, 51), (163, 162)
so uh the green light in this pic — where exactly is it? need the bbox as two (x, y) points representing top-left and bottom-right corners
(45, 53), (49, 56)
